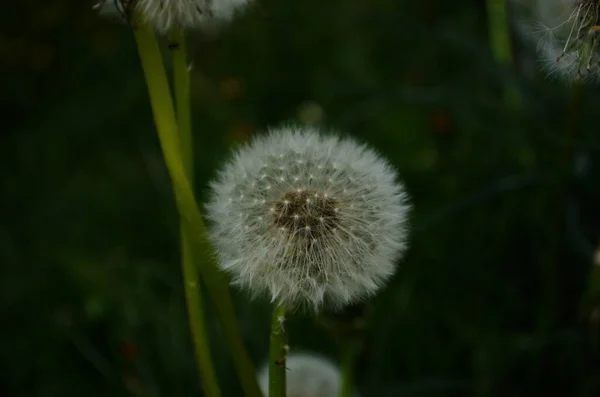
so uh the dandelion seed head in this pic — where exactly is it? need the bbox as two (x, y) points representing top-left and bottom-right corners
(519, 0), (600, 83)
(538, 33), (600, 83)
(97, 0), (249, 32)
(205, 125), (411, 310)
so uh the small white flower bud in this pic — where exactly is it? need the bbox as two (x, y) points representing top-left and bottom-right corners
(96, 0), (249, 32)
(205, 125), (411, 310)
(257, 353), (350, 397)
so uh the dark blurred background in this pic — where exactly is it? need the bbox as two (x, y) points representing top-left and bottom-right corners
(1, 0), (600, 396)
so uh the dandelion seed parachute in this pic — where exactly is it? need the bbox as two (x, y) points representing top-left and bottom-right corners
(205, 125), (410, 311)
(97, 0), (249, 32)
(514, 0), (600, 83)
(257, 353), (345, 397)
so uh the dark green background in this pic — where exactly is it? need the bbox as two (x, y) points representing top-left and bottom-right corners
(2, 0), (599, 396)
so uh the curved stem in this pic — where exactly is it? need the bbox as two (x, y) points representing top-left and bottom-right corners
(168, 28), (223, 397)
(180, 235), (222, 397)
(167, 27), (263, 397)
(269, 304), (287, 397)
(133, 22), (220, 397)
(132, 19), (261, 397)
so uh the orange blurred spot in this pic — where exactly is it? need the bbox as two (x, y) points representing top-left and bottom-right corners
(219, 78), (244, 101)
(429, 111), (453, 135)
(29, 43), (54, 71)
(228, 122), (254, 143)
(121, 341), (138, 361)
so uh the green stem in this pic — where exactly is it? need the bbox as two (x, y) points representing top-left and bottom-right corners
(485, 0), (519, 107)
(167, 28), (222, 397)
(169, 29), (192, 174)
(486, 0), (512, 66)
(180, 236), (222, 397)
(339, 341), (356, 397)
(131, 19), (262, 397)
(269, 305), (287, 397)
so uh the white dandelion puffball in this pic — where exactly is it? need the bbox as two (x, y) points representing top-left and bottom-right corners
(530, 0), (600, 83)
(97, 0), (249, 32)
(205, 125), (410, 310)
(257, 353), (345, 397)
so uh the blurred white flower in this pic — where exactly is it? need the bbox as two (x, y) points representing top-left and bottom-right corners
(205, 125), (410, 310)
(257, 353), (345, 397)
(96, 0), (249, 32)
(514, 0), (600, 83)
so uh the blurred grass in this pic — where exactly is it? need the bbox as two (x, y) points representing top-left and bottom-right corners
(1, 0), (600, 396)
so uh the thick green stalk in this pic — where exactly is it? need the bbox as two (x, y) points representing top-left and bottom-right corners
(167, 28), (222, 397)
(269, 305), (287, 397)
(132, 20), (261, 397)
(339, 341), (356, 397)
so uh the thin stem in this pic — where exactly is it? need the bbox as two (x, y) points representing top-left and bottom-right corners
(169, 29), (192, 174)
(485, 0), (519, 107)
(269, 304), (287, 397)
(486, 0), (512, 66)
(167, 28), (222, 397)
(131, 19), (262, 397)
(588, 241), (600, 356)
(339, 341), (356, 397)
(180, 237), (222, 397)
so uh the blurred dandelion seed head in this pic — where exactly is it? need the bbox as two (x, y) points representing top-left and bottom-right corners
(205, 125), (411, 310)
(257, 353), (346, 397)
(96, 0), (249, 32)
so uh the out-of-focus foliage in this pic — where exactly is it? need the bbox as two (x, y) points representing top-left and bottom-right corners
(1, 0), (599, 396)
